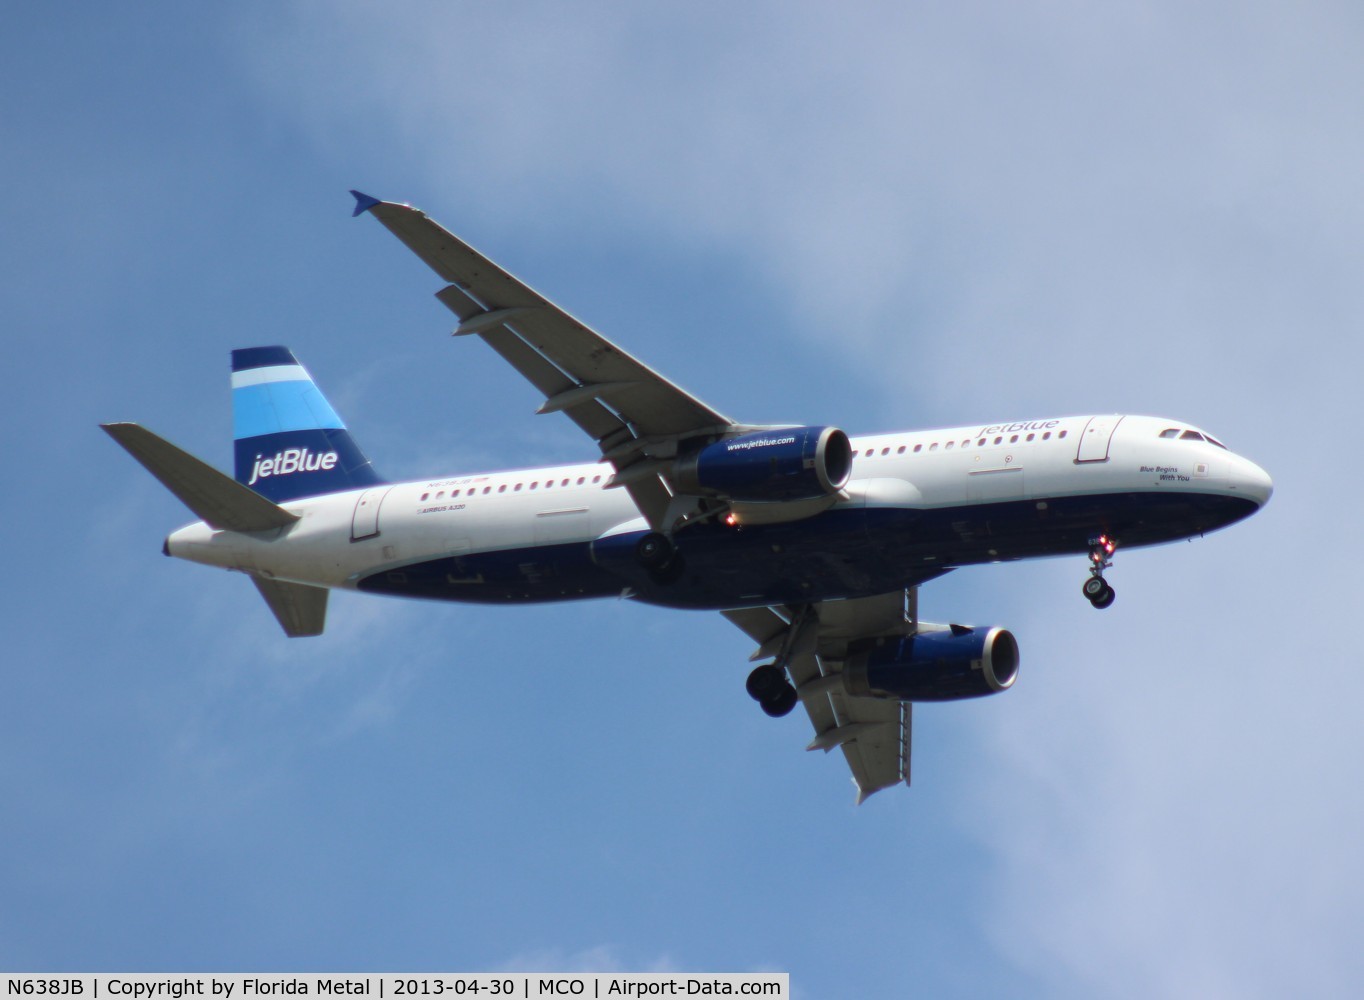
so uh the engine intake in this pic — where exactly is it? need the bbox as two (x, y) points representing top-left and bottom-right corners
(675, 426), (852, 503)
(844, 626), (1019, 702)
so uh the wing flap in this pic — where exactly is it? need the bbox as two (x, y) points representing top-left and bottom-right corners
(830, 693), (905, 801)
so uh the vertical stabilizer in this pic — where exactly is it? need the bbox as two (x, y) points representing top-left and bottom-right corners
(231, 346), (383, 502)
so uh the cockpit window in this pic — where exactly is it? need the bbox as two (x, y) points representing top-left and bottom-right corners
(1161, 426), (1228, 448)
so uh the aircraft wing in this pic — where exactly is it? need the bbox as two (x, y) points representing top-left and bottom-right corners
(724, 588), (925, 803)
(352, 192), (738, 525)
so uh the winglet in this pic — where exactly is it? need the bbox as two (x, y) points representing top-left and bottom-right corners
(350, 189), (381, 217)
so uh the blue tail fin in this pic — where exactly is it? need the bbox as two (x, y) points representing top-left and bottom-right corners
(231, 346), (383, 502)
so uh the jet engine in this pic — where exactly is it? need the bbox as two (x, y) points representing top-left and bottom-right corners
(674, 426), (853, 503)
(843, 626), (1019, 701)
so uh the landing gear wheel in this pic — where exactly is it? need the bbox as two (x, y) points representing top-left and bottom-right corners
(747, 666), (799, 717)
(635, 531), (684, 584)
(1090, 585), (1116, 610)
(746, 664), (784, 701)
(1081, 535), (1118, 609)
(635, 532), (675, 572)
(760, 683), (799, 718)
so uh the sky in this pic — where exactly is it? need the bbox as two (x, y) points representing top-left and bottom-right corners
(3, 2), (1362, 996)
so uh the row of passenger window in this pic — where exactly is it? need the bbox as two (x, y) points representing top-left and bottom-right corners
(421, 425), (1081, 503)
(856, 429), (1067, 459)
(421, 474), (604, 502)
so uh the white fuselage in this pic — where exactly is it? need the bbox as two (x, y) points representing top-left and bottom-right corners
(166, 414), (1272, 610)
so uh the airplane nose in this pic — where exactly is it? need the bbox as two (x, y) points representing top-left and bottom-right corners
(1230, 455), (1274, 507)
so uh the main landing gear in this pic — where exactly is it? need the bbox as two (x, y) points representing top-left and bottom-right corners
(1082, 535), (1117, 609)
(634, 531), (684, 584)
(746, 663), (799, 717)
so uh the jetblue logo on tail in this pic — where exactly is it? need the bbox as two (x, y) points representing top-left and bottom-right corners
(231, 345), (384, 502)
(248, 447), (340, 485)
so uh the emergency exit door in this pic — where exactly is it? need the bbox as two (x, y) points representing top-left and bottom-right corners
(1076, 416), (1124, 463)
(351, 487), (394, 541)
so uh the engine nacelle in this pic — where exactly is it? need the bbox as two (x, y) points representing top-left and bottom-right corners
(674, 426), (853, 503)
(843, 626), (1019, 702)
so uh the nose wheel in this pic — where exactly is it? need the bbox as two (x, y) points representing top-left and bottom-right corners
(1083, 535), (1117, 609)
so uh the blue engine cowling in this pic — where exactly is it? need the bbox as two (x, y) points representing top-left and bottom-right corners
(843, 626), (1019, 702)
(674, 426), (853, 502)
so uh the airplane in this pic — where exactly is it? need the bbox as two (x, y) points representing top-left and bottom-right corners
(102, 191), (1274, 801)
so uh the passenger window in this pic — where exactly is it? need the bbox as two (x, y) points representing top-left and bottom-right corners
(993, 436), (1003, 445)
(498, 485), (506, 493)
(929, 443), (939, 452)
(562, 478), (570, 486)
(914, 444), (923, 453)
(1058, 430), (1068, 439)
(577, 477), (585, 485)
(946, 441), (955, 450)
(1010, 435), (1019, 443)
(483, 487), (491, 495)
(897, 445), (906, 454)
(593, 476), (601, 484)
(420, 493), (430, 501)
(1026, 434), (1035, 442)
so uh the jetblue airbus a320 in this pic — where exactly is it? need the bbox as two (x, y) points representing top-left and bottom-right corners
(103, 192), (1273, 801)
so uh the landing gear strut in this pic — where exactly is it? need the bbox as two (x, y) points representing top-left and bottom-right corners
(1083, 535), (1117, 609)
(746, 663), (799, 717)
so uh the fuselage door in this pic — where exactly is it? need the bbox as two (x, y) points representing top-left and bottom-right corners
(351, 486), (394, 541)
(1076, 415), (1124, 463)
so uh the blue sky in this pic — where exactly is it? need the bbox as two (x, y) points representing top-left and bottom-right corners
(4, 3), (1362, 996)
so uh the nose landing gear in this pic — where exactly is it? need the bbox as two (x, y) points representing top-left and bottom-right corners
(1083, 535), (1117, 609)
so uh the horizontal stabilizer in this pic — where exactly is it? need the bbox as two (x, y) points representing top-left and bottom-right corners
(101, 422), (299, 533)
(252, 576), (328, 637)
